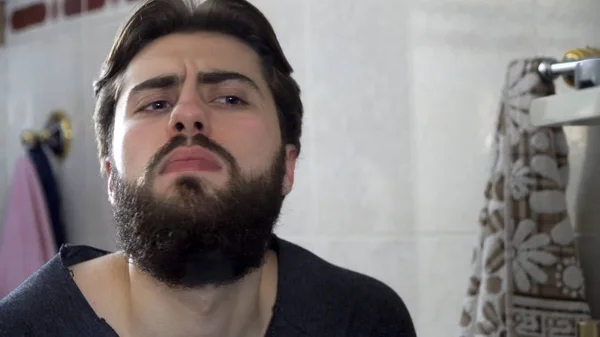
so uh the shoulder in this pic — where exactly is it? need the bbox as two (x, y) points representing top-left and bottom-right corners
(275, 238), (416, 336)
(0, 253), (68, 334)
(0, 245), (114, 336)
(345, 274), (416, 336)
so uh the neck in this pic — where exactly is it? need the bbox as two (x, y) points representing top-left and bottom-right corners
(124, 250), (278, 337)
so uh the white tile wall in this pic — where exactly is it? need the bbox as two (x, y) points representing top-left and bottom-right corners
(305, 0), (414, 238)
(0, 47), (6, 224)
(417, 233), (475, 337)
(1, 0), (600, 336)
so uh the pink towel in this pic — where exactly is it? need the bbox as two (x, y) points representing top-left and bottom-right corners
(0, 155), (57, 298)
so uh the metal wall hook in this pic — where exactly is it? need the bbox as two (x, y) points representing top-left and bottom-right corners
(20, 111), (72, 161)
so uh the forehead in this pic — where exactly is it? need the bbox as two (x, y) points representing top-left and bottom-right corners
(123, 32), (265, 86)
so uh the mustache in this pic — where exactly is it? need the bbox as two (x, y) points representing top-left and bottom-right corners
(145, 134), (238, 176)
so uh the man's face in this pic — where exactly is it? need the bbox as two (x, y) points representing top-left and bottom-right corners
(106, 32), (297, 288)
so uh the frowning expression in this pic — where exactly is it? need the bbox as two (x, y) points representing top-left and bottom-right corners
(108, 32), (296, 199)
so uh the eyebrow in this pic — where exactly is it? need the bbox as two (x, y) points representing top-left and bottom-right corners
(129, 70), (262, 95)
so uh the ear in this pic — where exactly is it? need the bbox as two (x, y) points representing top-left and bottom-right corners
(105, 160), (115, 205)
(282, 144), (298, 196)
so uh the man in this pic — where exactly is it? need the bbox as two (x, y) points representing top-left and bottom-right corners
(0, 0), (416, 336)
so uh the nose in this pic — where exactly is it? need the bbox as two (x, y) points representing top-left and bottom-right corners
(167, 93), (210, 139)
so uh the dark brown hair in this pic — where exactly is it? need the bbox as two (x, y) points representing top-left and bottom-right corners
(93, 0), (303, 175)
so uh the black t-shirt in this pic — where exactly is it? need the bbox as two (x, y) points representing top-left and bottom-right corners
(0, 236), (416, 336)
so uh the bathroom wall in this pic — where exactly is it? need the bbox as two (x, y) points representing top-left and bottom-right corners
(1, 0), (600, 336)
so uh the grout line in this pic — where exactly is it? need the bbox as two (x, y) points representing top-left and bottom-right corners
(279, 231), (478, 242)
(279, 231), (600, 243)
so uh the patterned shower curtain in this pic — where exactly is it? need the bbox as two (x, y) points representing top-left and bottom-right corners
(459, 59), (591, 337)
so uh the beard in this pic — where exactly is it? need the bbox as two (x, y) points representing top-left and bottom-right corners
(110, 134), (286, 289)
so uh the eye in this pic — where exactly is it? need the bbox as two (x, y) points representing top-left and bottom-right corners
(214, 96), (248, 106)
(140, 100), (173, 112)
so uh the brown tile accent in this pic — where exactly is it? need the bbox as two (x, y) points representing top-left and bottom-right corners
(64, 0), (82, 17)
(0, 1), (5, 46)
(11, 2), (46, 31)
(9, 0), (114, 33)
(87, 0), (106, 12)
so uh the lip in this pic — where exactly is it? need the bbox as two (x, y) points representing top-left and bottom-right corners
(159, 147), (223, 174)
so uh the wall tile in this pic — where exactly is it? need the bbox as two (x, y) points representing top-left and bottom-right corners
(4, 0), (42, 14)
(410, 44), (506, 234)
(0, 2), (5, 46)
(416, 233), (475, 337)
(0, 49), (6, 224)
(63, 0), (83, 17)
(408, 0), (546, 235)
(10, 2), (46, 31)
(86, 0), (106, 12)
(306, 0), (414, 236)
